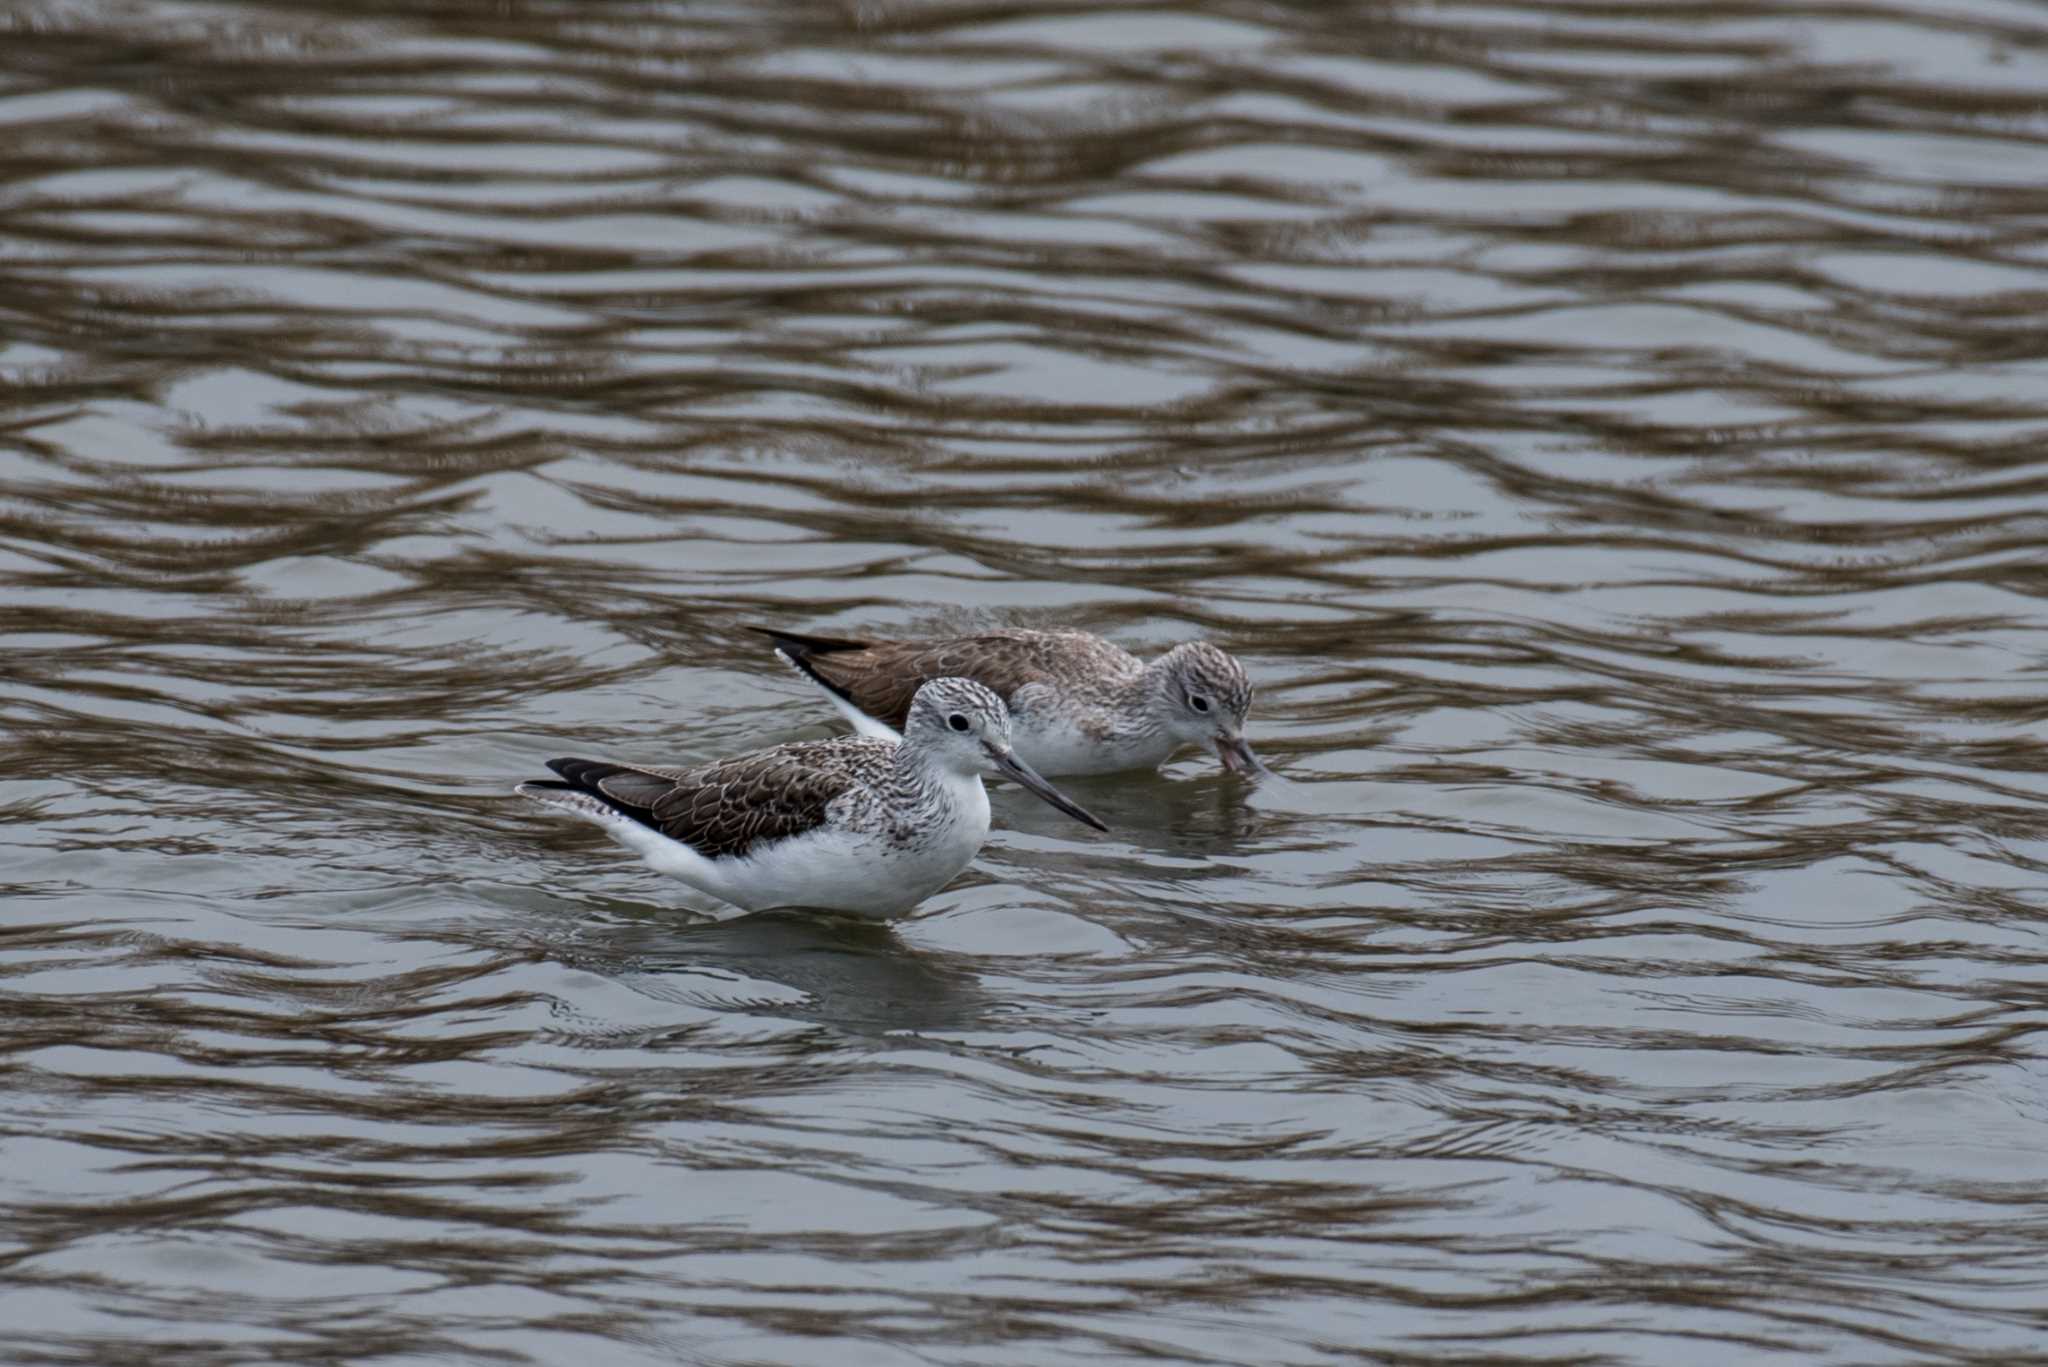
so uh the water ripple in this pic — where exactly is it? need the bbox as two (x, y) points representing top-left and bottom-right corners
(6, 0), (2048, 1362)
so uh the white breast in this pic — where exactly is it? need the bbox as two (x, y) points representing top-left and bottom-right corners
(711, 770), (993, 918)
(1010, 709), (1173, 777)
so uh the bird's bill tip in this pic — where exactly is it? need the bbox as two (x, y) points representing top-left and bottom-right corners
(993, 749), (1109, 832)
(1213, 733), (1274, 780)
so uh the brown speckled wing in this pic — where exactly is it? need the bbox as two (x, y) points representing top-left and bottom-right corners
(808, 632), (1118, 729)
(813, 640), (1000, 730)
(538, 744), (869, 860)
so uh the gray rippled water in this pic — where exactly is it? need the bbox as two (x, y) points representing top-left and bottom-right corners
(7, 0), (2048, 1362)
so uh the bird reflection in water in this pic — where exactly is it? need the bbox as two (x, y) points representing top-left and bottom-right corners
(554, 904), (990, 1037)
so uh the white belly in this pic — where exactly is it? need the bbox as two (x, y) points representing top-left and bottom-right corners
(1010, 712), (1174, 777)
(619, 773), (993, 919)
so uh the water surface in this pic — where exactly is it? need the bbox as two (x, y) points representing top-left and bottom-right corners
(6, 1), (2048, 1362)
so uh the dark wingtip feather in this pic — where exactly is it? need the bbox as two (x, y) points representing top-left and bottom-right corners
(543, 757), (615, 785)
(751, 628), (869, 712)
(526, 759), (665, 831)
(745, 625), (873, 658)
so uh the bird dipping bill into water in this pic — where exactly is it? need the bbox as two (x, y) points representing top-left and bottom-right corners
(751, 626), (1272, 779)
(516, 678), (1107, 918)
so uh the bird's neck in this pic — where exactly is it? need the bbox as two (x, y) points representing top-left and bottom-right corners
(1110, 661), (1174, 736)
(886, 746), (985, 831)
(890, 744), (972, 796)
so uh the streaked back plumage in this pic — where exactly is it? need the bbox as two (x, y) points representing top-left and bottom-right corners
(516, 675), (1107, 916)
(752, 624), (1267, 778)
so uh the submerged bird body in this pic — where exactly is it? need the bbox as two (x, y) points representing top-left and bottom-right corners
(753, 626), (1269, 778)
(517, 678), (1104, 918)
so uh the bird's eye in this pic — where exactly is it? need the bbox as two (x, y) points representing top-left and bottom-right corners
(1188, 695), (1211, 714)
(948, 713), (971, 732)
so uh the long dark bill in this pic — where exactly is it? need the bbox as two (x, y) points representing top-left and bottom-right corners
(1215, 733), (1276, 780)
(991, 748), (1109, 832)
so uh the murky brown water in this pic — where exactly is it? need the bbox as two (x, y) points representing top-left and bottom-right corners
(7, 1), (2048, 1362)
